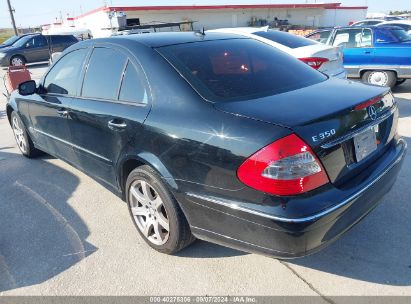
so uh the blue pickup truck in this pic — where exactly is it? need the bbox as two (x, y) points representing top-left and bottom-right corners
(306, 25), (411, 88)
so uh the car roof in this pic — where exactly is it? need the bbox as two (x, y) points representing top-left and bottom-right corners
(92, 31), (245, 48)
(352, 19), (383, 23)
(210, 27), (267, 34)
(322, 25), (403, 30)
(379, 20), (411, 25)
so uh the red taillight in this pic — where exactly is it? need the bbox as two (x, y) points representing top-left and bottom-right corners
(237, 134), (329, 196)
(299, 57), (329, 70)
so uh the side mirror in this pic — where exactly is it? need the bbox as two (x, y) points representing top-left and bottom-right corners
(25, 43), (30, 48)
(18, 80), (37, 96)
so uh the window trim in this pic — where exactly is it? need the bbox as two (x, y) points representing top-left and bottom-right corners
(79, 44), (151, 106)
(41, 47), (91, 98)
(41, 43), (152, 107)
(360, 28), (374, 48)
(117, 59), (150, 105)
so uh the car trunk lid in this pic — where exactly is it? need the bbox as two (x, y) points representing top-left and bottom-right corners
(293, 44), (345, 77)
(215, 78), (397, 186)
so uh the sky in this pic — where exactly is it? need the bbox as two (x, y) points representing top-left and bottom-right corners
(0, 0), (410, 28)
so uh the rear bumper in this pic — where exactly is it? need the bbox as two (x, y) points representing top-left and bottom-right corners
(183, 138), (407, 258)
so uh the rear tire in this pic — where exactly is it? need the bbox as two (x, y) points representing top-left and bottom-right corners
(10, 55), (26, 67)
(362, 70), (397, 88)
(126, 165), (195, 254)
(10, 111), (40, 158)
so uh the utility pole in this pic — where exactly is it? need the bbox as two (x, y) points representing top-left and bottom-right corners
(6, 0), (18, 36)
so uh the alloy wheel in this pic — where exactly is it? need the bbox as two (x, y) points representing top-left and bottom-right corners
(12, 116), (27, 153)
(129, 180), (170, 245)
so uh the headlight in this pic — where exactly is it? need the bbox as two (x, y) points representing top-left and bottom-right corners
(0, 53), (6, 59)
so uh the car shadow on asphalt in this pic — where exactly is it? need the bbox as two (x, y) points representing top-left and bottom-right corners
(176, 240), (248, 258)
(288, 97), (411, 286)
(0, 150), (97, 292)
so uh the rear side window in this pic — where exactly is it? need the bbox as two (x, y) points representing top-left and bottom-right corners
(119, 61), (148, 103)
(158, 39), (327, 102)
(307, 30), (332, 44)
(253, 30), (317, 49)
(375, 28), (411, 43)
(333, 29), (363, 48)
(51, 35), (77, 44)
(44, 48), (88, 95)
(82, 47), (127, 100)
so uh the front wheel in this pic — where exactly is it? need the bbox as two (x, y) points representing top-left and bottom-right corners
(10, 55), (26, 66)
(362, 70), (397, 88)
(126, 165), (195, 254)
(11, 112), (40, 158)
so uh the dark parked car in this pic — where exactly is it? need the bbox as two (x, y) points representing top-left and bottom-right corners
(0, 34), (78, 67)
(0, 33), (35, 49)
(6, 33), (406, 257)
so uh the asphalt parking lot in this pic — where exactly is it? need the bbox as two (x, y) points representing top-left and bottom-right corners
(0, 65), (410, 298)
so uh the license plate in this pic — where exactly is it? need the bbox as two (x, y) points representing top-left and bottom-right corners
(354, 127), (377, 162)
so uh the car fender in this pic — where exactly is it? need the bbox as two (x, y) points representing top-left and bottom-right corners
(117, 152), (178, 196)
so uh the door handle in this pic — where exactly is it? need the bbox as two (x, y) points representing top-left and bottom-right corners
(364, 50), (371, 54)
(108, 119), (127, 130)
(57, 109), (69, 117)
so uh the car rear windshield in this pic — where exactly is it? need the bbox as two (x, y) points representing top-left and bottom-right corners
(157, 38), (327, 102)
(253, 30), (318, 49)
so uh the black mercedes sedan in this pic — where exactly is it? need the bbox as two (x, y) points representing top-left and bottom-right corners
(6, 32), (406, 258)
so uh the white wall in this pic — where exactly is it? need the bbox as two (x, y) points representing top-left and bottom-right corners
(74, 7), (367, 38)
(320, 9), (367, 27)
(126, 8), (325, 30)
(74, 11), (114, 38)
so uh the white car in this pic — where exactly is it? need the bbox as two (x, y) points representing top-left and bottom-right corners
(350, 19), (384, 27)
(209, 27), (346, 79)
(378, 20), (411, 34)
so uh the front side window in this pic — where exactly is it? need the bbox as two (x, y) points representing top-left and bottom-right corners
(158, 38), (326, 102)
(43, 48), (88, 95)
(27, 36), (47, 48)
(307, 30), (331, 44)
(360, 29), (373, 47)
(333, 29), (362, 48)
(119, 61), (148, 104)
(81, 47), (127, 100)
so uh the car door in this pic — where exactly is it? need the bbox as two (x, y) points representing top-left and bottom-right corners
(331, 28), (374, 76)
(22, 35), (50, 63)
(28, 47), (89, 162)
(67, 45), (151, 188)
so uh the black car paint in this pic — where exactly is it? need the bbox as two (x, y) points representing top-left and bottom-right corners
(0, 34), (77, 66)
(7, 33), (406, 257)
